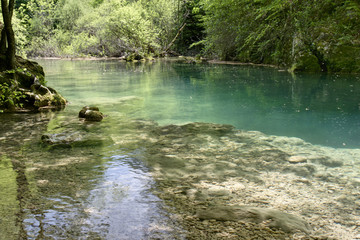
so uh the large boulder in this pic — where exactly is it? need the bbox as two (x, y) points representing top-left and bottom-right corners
(0, 56), (66, 112)
(15, 56), (46, 87)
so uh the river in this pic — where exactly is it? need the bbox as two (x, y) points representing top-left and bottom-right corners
(0, 59), (359, 239)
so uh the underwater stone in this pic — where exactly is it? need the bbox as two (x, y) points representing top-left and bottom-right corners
(310, 156), (343, 168)
(288, 156), (308, 164)
(196, 205), (310, 234)
(282, 164), (316, 177)
(41, 132), (82, 145)
(41, 131), (112, 148)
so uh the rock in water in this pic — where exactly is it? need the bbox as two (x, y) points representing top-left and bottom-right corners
(196, 205), (310, 233)
(288, 155), (308, 164)
(79, 106), (103, 122)
(41, 131), (113, 148)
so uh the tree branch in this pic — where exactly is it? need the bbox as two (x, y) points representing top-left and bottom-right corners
(164, 23), (187, 53)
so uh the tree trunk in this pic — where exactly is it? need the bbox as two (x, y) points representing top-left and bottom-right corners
(0, 26), (6, 54)
(1, 0), (16, 70)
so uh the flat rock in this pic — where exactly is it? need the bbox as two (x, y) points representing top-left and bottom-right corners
(288, 156), (307, 163)
(41, 131), (112, 148)
(196, 205), (310, 233)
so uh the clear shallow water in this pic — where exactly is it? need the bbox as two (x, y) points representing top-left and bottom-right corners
(40, 59), (360, 148)
(0, 112), (184, 239)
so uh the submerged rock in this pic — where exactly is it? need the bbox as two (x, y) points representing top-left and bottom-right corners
(79, 106), (103, 122)
(41, 131), (112, 148)
(196, 205), (310, 234)
(288, 155), (308, 164)
(41, 132), (82, 147)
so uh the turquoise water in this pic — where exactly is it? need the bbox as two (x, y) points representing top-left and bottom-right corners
(41, 59), (360, 148)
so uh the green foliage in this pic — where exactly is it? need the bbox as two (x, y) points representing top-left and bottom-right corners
(9, 0), (360, 72)
(199, 0), (360, 72)
(15, 0), (180, 58)
(0, 76), (26, 111)
(96, 0), (158, 57)
(0, 5), (27, 58)
(173, 0), (205, 55)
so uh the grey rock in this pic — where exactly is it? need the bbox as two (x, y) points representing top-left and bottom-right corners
(196, 205), (310, 233)
(282, 164), (316, 177)
(41, 131), (112, 148)
(310, 156), (343, 167)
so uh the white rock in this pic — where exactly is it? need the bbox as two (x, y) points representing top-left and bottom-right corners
(288, 156), (308, 163)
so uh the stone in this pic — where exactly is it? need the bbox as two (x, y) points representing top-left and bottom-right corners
(282, 164), (316, 177)
(310, 156), (343, 167)
(196, 205), (310, 234)
(41, 132), (83, 146)
(15, 56), (46, 87)
(79, 106), (100, 118)
(288, 156), (307, 164)
(84, 110), (103, 122)
(207, 186), (231, 196)
(79, 106), (103, 122)
(41, 131), (112, 148)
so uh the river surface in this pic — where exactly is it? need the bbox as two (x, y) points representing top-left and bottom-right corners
(42, 59), (359, 148)
(0, 59), (359, 239)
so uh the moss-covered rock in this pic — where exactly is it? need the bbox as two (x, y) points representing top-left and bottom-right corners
(78, 106), (103, 122)
(0, 55), (67, 112)
(291, 52), (321, 72)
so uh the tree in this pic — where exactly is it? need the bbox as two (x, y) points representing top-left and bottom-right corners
(1, 0), (16, 70)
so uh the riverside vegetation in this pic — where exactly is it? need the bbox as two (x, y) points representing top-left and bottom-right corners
(2, 0), (360, 71)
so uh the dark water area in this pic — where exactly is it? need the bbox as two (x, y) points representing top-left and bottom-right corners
(1, 59), (359, 239)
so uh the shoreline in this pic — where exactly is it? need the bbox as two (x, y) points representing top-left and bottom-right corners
(31, 56), (284, 69)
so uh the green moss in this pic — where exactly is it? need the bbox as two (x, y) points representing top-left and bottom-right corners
(0, 155), (20, 238)
(328, 45), (360, 73)
(291, 53), (321, 72)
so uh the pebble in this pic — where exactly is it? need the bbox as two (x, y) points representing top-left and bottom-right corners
(288, 155), (308, 163)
